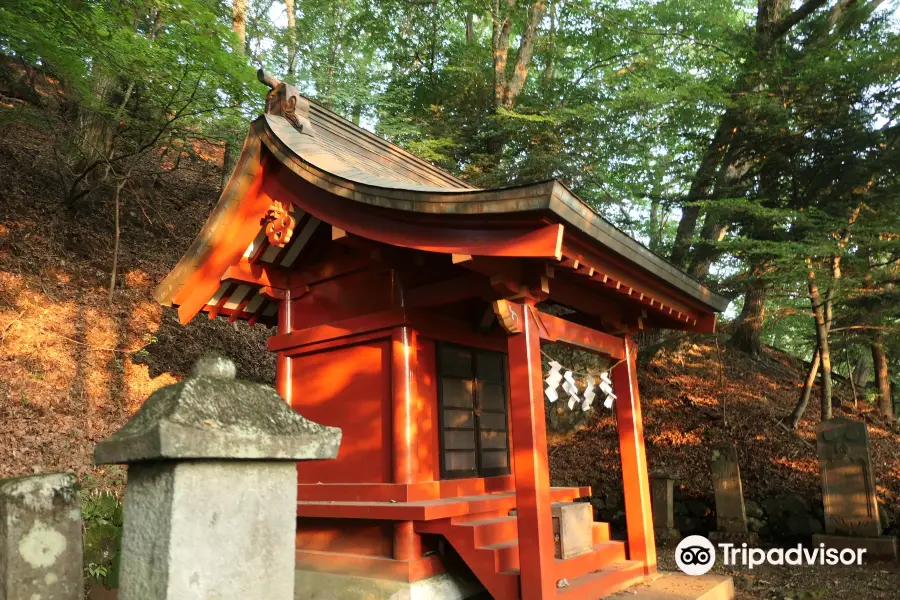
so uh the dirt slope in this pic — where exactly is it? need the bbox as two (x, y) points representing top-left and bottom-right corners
(0, 102), (273, 487)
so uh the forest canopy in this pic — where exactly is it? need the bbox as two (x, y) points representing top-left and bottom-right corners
(1, 0), (898, 423)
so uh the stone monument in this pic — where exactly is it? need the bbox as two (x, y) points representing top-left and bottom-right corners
(709, 443), (757, 544)
(0, 472), (83, 600)
(95, 354), (342, 600)
(812, 417), (898, 561)
(649, 470), (680, 546)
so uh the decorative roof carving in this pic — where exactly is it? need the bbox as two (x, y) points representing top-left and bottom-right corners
(264, 200), (295, 247)
(257, 69), (315, 135)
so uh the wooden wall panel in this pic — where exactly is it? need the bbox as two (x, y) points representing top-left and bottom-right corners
(291, 340), (392, 484)
(291, 268), (393, 331)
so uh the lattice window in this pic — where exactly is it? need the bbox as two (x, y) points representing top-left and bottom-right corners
(437, 344), (511, 480)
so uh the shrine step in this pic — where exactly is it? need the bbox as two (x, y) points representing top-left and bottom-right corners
(497, 540), (629, 580)
(557, 560), (646, 598)
(556, 540), (627, 581)
(592, 521), (611, 543)
(416, 515), (626, 600)
(416, 518), (520, 600)
(457, 515), (518, 546)
(482, 539), (520, 572)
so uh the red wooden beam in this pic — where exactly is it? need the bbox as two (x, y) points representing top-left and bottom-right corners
(207, 284), (232, 320)
(227, 298), (251, 324)
(611, 337), (657, 576)
(268, 309), (410, 353)
(222, 258), (290, 289)
(392, 326), (417, 486)
(534, 310), (626, 360)
(404, 274), (492, 308)
(546, 274), (628, 331)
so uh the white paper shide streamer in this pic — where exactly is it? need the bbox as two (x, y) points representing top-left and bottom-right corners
(543, 358), (617, 413)
(600, 372), (616, 409)
(544, 361), (563, 403)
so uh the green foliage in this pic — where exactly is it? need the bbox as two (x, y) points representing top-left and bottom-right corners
(0, 0), (259, 204)
(81, 490), (124, 590)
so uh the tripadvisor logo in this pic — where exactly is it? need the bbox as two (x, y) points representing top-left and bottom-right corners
(676, 535), (868, 575)
(676, 536), (716, 575)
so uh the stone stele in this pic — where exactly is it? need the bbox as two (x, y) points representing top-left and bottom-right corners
(0, 472), (83, 600)
(710, 443), (748, 534)
(95, 353), (342, 600)
(815, 417), (880, 537)
(649, 470), (680, 546)
(812, 417), (898, 561)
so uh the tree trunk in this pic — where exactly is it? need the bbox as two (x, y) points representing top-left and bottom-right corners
(670, 0), (815, 268)
(729, 274), (766, 357)
(872, 332), (894, 420)
(220, 142), (237, 193)
(502, 0), (546, 109)
(648, 196), (661, 253)
(491, 0), (547, 110)
(543, 0), (556, 84)
(853, 354), (870, 388)
(807, 265), (833, 421)
(669, 113), (738, 267)
(285, 0), (297, 75)
(491, 0), (513, 108)
(233, 0), (248, 50)
(688, 217), (728, 279)
(790, 349), (821, 428)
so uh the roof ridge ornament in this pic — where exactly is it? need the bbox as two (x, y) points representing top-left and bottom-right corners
(257, 69), (315, 135)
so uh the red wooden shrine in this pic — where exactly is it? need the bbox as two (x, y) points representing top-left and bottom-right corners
(156, 72), (728, 600)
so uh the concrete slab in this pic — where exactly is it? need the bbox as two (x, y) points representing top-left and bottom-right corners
(608, 572), (734, 600)
(294, 569), (484, 600)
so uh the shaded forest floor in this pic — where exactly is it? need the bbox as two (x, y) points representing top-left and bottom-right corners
(1, 100), (898, 534)
(652, 547), (899, 600)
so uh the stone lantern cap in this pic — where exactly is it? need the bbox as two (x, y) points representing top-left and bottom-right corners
(94, 354), (342, 465)
(649, 469), (678, 480)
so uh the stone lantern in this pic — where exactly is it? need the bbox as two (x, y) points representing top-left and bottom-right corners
(95, 354), (341, 600)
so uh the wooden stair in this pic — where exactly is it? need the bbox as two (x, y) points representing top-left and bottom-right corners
(416, 513), (644, 600)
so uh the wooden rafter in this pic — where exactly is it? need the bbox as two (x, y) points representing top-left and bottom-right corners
(222, 258), (290, 289)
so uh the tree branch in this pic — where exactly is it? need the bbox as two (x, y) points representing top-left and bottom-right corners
(770, 0), (830, 40)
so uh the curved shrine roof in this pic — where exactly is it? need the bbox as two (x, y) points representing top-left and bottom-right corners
(258, 100), (728, 313)
(155, 73), (729, 327)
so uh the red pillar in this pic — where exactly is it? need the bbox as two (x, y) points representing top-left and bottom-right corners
(391, 326), (417, 484)
(391, 326), (423, 560)
(276, 289), (292, 403)
(611, 336), (657, 575)
(506, 303), (557, 600)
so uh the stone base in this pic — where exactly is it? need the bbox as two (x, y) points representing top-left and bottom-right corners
(812, 533), (899, 562)
(610, 572), (734, 599)
(654, 527), (682, 548)
(294, 569), (484, 600)
(709, 530), (759, 546)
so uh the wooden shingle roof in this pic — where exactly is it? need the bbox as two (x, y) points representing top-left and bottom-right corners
(155, 72), (729, 325)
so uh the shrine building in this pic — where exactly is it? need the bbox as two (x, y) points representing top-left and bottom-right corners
(155, 71), (730, 600)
